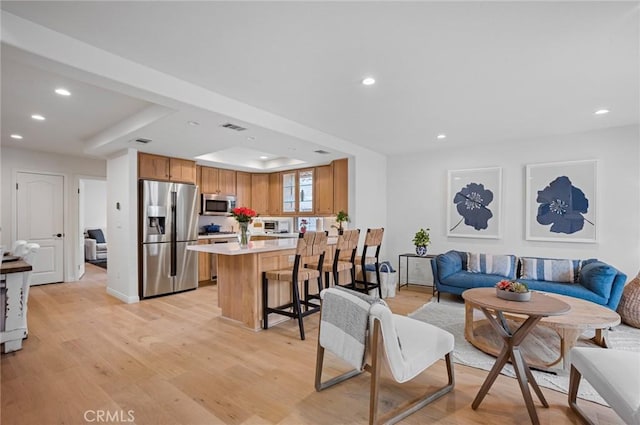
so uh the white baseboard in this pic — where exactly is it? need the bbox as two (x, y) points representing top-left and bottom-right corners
(106, 286), (140, 304)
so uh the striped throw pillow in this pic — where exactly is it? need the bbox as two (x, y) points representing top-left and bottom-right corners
(519, 257), (581, 283)
(467, 253), (516, 279)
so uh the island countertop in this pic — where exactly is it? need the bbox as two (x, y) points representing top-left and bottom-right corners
(188, 237), (337, 255)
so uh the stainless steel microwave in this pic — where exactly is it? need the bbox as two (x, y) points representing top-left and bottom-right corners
(201, 194), (236, 216)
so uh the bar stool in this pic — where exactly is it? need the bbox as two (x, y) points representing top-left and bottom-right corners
(354, 228), (384, 298)
(262, 231), (328, 340)
(308, 229), (360, 290)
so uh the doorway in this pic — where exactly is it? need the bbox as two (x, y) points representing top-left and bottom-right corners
(78, 177), (107, 279)
(15, 171), (64, 285)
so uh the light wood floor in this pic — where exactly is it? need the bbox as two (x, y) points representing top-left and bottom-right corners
(1, 265), (622, 425)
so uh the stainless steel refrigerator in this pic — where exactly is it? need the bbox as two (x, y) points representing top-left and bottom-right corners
(140, 180), (198, 298)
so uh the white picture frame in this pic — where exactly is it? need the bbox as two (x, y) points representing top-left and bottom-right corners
(526, 160), (597, 243)
(447, 167), (502, 239)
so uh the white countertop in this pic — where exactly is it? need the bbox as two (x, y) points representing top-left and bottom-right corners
(197, 234), (238, 240)
(188, 237), (337, 255)
(253, 232), (300, 238)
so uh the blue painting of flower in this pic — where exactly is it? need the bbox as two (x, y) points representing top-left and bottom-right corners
(451, 183), (493, 231)
(536, 176), (589, 234)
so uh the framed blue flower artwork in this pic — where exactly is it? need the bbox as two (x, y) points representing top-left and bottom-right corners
(526, 160), (597, 243)
(447, 167), (502, 239)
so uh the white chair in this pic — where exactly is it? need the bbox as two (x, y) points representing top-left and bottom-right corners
(85, 228), (107, 261)
(569, 347), (640, 425)
(315, 287), (455, 425)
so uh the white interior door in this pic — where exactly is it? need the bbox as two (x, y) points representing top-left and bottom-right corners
(16, 172), (64, 285)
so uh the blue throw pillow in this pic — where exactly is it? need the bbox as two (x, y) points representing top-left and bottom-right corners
(87, 229), (105, 244)
(436, 251), (462, 280)
(579, 261), (617, 298)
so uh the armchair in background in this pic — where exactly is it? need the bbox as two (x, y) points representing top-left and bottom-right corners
(85, 228), (107, 261)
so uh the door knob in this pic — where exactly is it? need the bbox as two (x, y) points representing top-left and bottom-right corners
(53, 233), (62, 237)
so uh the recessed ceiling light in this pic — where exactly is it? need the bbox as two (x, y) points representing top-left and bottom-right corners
(361, 77), (376, 86)
(187, 120), (200, 126)
(259, 156), (268, 160)
(55, 88), (71, 96)
(10, 134), (23, 139)
(594, 109), (610, 115)
(31, 114), (45, 121)
(437, 134), (447, 140)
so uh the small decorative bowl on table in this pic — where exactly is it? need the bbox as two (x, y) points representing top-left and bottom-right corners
(495, 279), (531, 302)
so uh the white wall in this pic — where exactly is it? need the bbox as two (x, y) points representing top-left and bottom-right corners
(0, 147), (106, 280)
(106, 149), (139, 303)
(386, 125), (640, 279)
(82, 179), (107, 230)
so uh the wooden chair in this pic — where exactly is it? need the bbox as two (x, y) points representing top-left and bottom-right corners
(354, 228), (384, 298)
(308, 229), (360, 290)
(315, 287), (455, 425)
(262, 231), (328, 340)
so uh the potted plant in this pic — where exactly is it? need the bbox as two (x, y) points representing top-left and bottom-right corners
(412, 228), (430, 256)
(336, 210), (349, 231)
(496, 279), (531, 302)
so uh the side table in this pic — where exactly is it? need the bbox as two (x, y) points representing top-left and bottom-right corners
(398, 253), (436, 296)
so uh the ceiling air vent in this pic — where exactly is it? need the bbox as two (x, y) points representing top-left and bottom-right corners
(220, 122), (247, 131)
(130, 138), (152, 144)
(314, 149), (330, 154)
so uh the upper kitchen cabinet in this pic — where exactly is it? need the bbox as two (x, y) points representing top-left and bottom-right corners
(201, 166), (236, 195)
(268, 172), (282, 216)
(235, 172), (252, 208)
(251, 173), (269, 215)
(169, 158), (197, 184)
(138, 152), (196, 184)
(282, 168), (314, 215)
(315, 164), (334, 215)
(333, 158), (348, 214)
(138, 153), (169, 181)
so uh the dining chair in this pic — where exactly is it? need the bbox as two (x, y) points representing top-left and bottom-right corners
(262, 231), (328, 340)
(307, 229), (360, 290)
(354, 228), (384, 298)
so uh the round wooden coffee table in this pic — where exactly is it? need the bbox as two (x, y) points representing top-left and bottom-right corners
(464, 291), (621, 371)
(462, 287), (571, 425)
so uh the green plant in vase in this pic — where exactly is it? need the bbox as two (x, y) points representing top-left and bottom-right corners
(412, 228), (431, 257)
(336, 210), (349, 231)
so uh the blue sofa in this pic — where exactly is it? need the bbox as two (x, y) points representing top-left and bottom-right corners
(431, 250), (627, 310)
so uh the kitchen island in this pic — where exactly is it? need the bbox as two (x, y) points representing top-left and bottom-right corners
(188, 238), (337, 331)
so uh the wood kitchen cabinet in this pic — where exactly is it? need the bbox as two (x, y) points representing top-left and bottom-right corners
(251, 173), (270, 215)
(315, 164), (334, 215)
(139, 153), (196, 184)
(197, 240), (211, 282)
(333, 158), (348, 214)
(235, 171), (252, 208)
(282, 168), (314, 215)
(169, 158), (196, 184)
(268, 172), (282, 216)
(138, 153), (170, 181)
(200, 166), (236, 195)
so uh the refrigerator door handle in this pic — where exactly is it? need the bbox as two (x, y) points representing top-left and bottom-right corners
(171, 191), (177, 277)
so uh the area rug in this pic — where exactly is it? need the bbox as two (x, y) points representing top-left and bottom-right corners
(409, 298), (640, 405)
(87, 260), (107, 270)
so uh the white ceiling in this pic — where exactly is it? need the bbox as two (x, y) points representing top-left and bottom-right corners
(1, 1), (638, 165)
